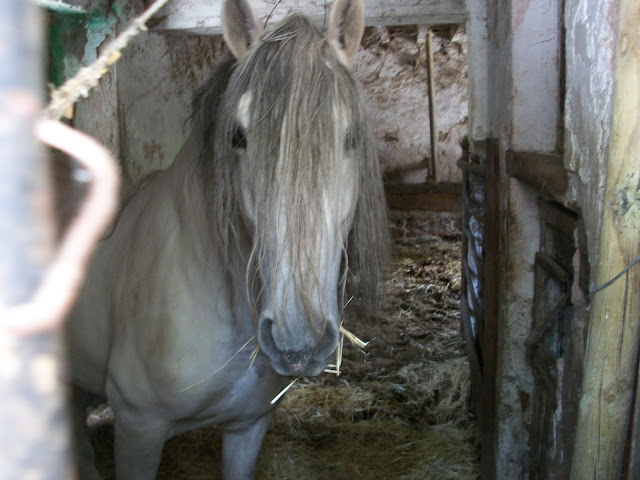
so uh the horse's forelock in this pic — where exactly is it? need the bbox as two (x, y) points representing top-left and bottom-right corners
(207, 14), (388, 319)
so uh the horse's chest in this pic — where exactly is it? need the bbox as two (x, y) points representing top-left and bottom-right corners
(176, 360), (287, 432)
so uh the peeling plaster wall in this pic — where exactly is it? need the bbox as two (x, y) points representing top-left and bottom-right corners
(499, 179), (539, 479)
(72, 1), (224, 187)
(500, 1), (560, 478)
(464, 0), (488, 142)
(111, 0), (225, 184)
(511, 0), (560, 152)
(355, 27), (468, 184)
(486, 0), (618, 478)
(487, 0), (561, 478)
(74, 2), (472, 188)
(487, 1), (525, 476)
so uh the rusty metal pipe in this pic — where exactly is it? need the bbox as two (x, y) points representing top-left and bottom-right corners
(0, 2), (73, 479)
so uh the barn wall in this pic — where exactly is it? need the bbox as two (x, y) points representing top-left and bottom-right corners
(71, 1), (474, 188)
(113, 10), (224, 183)
(511, 0), (561, 152)
(464, 0), (488, 142)
(487, 0), (563, 478)
(486, 0), (525, 477)
(73, 0), (225, 187)
(356, 27), (468, 184)
(485, 0), (620, 477)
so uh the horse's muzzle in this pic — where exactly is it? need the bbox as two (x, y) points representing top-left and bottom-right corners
(257, 314), (339, 377)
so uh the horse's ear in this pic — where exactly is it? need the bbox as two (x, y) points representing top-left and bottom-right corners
(327, 0), (365, 67)
(222, 0), (263, 60)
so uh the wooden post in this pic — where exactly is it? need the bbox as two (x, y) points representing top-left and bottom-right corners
(570, 0), (640, 478)
(426, 27), (438, 182)
(482, 138), (499, 480)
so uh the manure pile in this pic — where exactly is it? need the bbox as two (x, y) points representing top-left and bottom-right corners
(91, 210), (480, 479)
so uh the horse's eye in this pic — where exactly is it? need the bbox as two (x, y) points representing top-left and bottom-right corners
(232, 125), (247, 150)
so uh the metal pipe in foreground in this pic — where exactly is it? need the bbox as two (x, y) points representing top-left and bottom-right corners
(0, 2), (73, 479)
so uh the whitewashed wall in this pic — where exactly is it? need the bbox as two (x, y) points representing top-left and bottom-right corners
(486, 0), (618, 477)
(356, 27), (468, 184)
(487, 0), (561, 478)
(72, 0), (484, 188)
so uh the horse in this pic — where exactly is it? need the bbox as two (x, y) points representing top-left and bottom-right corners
(66, 0), (388, 478)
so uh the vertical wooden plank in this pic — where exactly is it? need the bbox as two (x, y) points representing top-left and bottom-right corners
(626, 352), (640, 478)
(0, 2), (73, 480)
(481, 138), (499, 480)
(426, 27), (438, 181)
(570, 0), (640, 477)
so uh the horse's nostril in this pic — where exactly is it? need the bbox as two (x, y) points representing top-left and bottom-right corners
(257, 314), (280, 359)
(257, 312), (339, 377)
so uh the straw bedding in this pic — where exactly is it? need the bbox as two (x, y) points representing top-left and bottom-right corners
(90, 210), (480, 479)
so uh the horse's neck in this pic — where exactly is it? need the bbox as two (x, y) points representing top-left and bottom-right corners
(156, 121), (214, 254)
(167, 119), (257, 336)
(169, 117), (206, 177)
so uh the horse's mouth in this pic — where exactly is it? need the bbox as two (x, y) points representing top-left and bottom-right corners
(257, 314), (339, 377)
(267, 349), (332, 377)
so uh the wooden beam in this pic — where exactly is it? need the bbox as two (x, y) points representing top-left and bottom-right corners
(152, 0), (468, 35)
(506, 150), (567, 198)
(384, 182), (461, 211)
(481, 138), (499, 480)
(425, 27), (438, 181)
(457, 156), (486, 176)
(539, 201), (577, 239)
(570, 0), (640, 477)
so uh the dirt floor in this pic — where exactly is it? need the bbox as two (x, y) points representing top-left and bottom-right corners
(90, 210), (480, 479)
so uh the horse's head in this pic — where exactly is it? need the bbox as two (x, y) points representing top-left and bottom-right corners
(212, 0), (387, 377)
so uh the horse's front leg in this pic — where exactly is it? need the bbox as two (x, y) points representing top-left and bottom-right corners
(112, 408), (170, 480)
(70, 387), (103, 480)
(222, 413), (274, 480)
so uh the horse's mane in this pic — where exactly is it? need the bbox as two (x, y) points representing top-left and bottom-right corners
(195, 14), (389, 319)
(190, 53), (237, 141)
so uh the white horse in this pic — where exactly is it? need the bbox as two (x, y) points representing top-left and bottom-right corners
(66, 0), (388, 478)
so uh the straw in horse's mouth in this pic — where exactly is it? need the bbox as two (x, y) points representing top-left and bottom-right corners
(325, 296), (368, 376)
(180, 313), (367, 400)
(270, 324), (368, 404)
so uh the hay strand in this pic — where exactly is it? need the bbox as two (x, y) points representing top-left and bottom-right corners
(180, 336), (256, 392)
(271, 376), (301, 405)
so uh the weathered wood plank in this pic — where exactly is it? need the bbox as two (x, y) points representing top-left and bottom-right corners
(539, 201), (577, 239)
(457, 156), (486, 176)
(384, 182), (461, 211)
(481, 138), (500, 480)
(570, 0), (640, 477)
(152, 0), (468, 34)
(506, 150), (567, 198)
